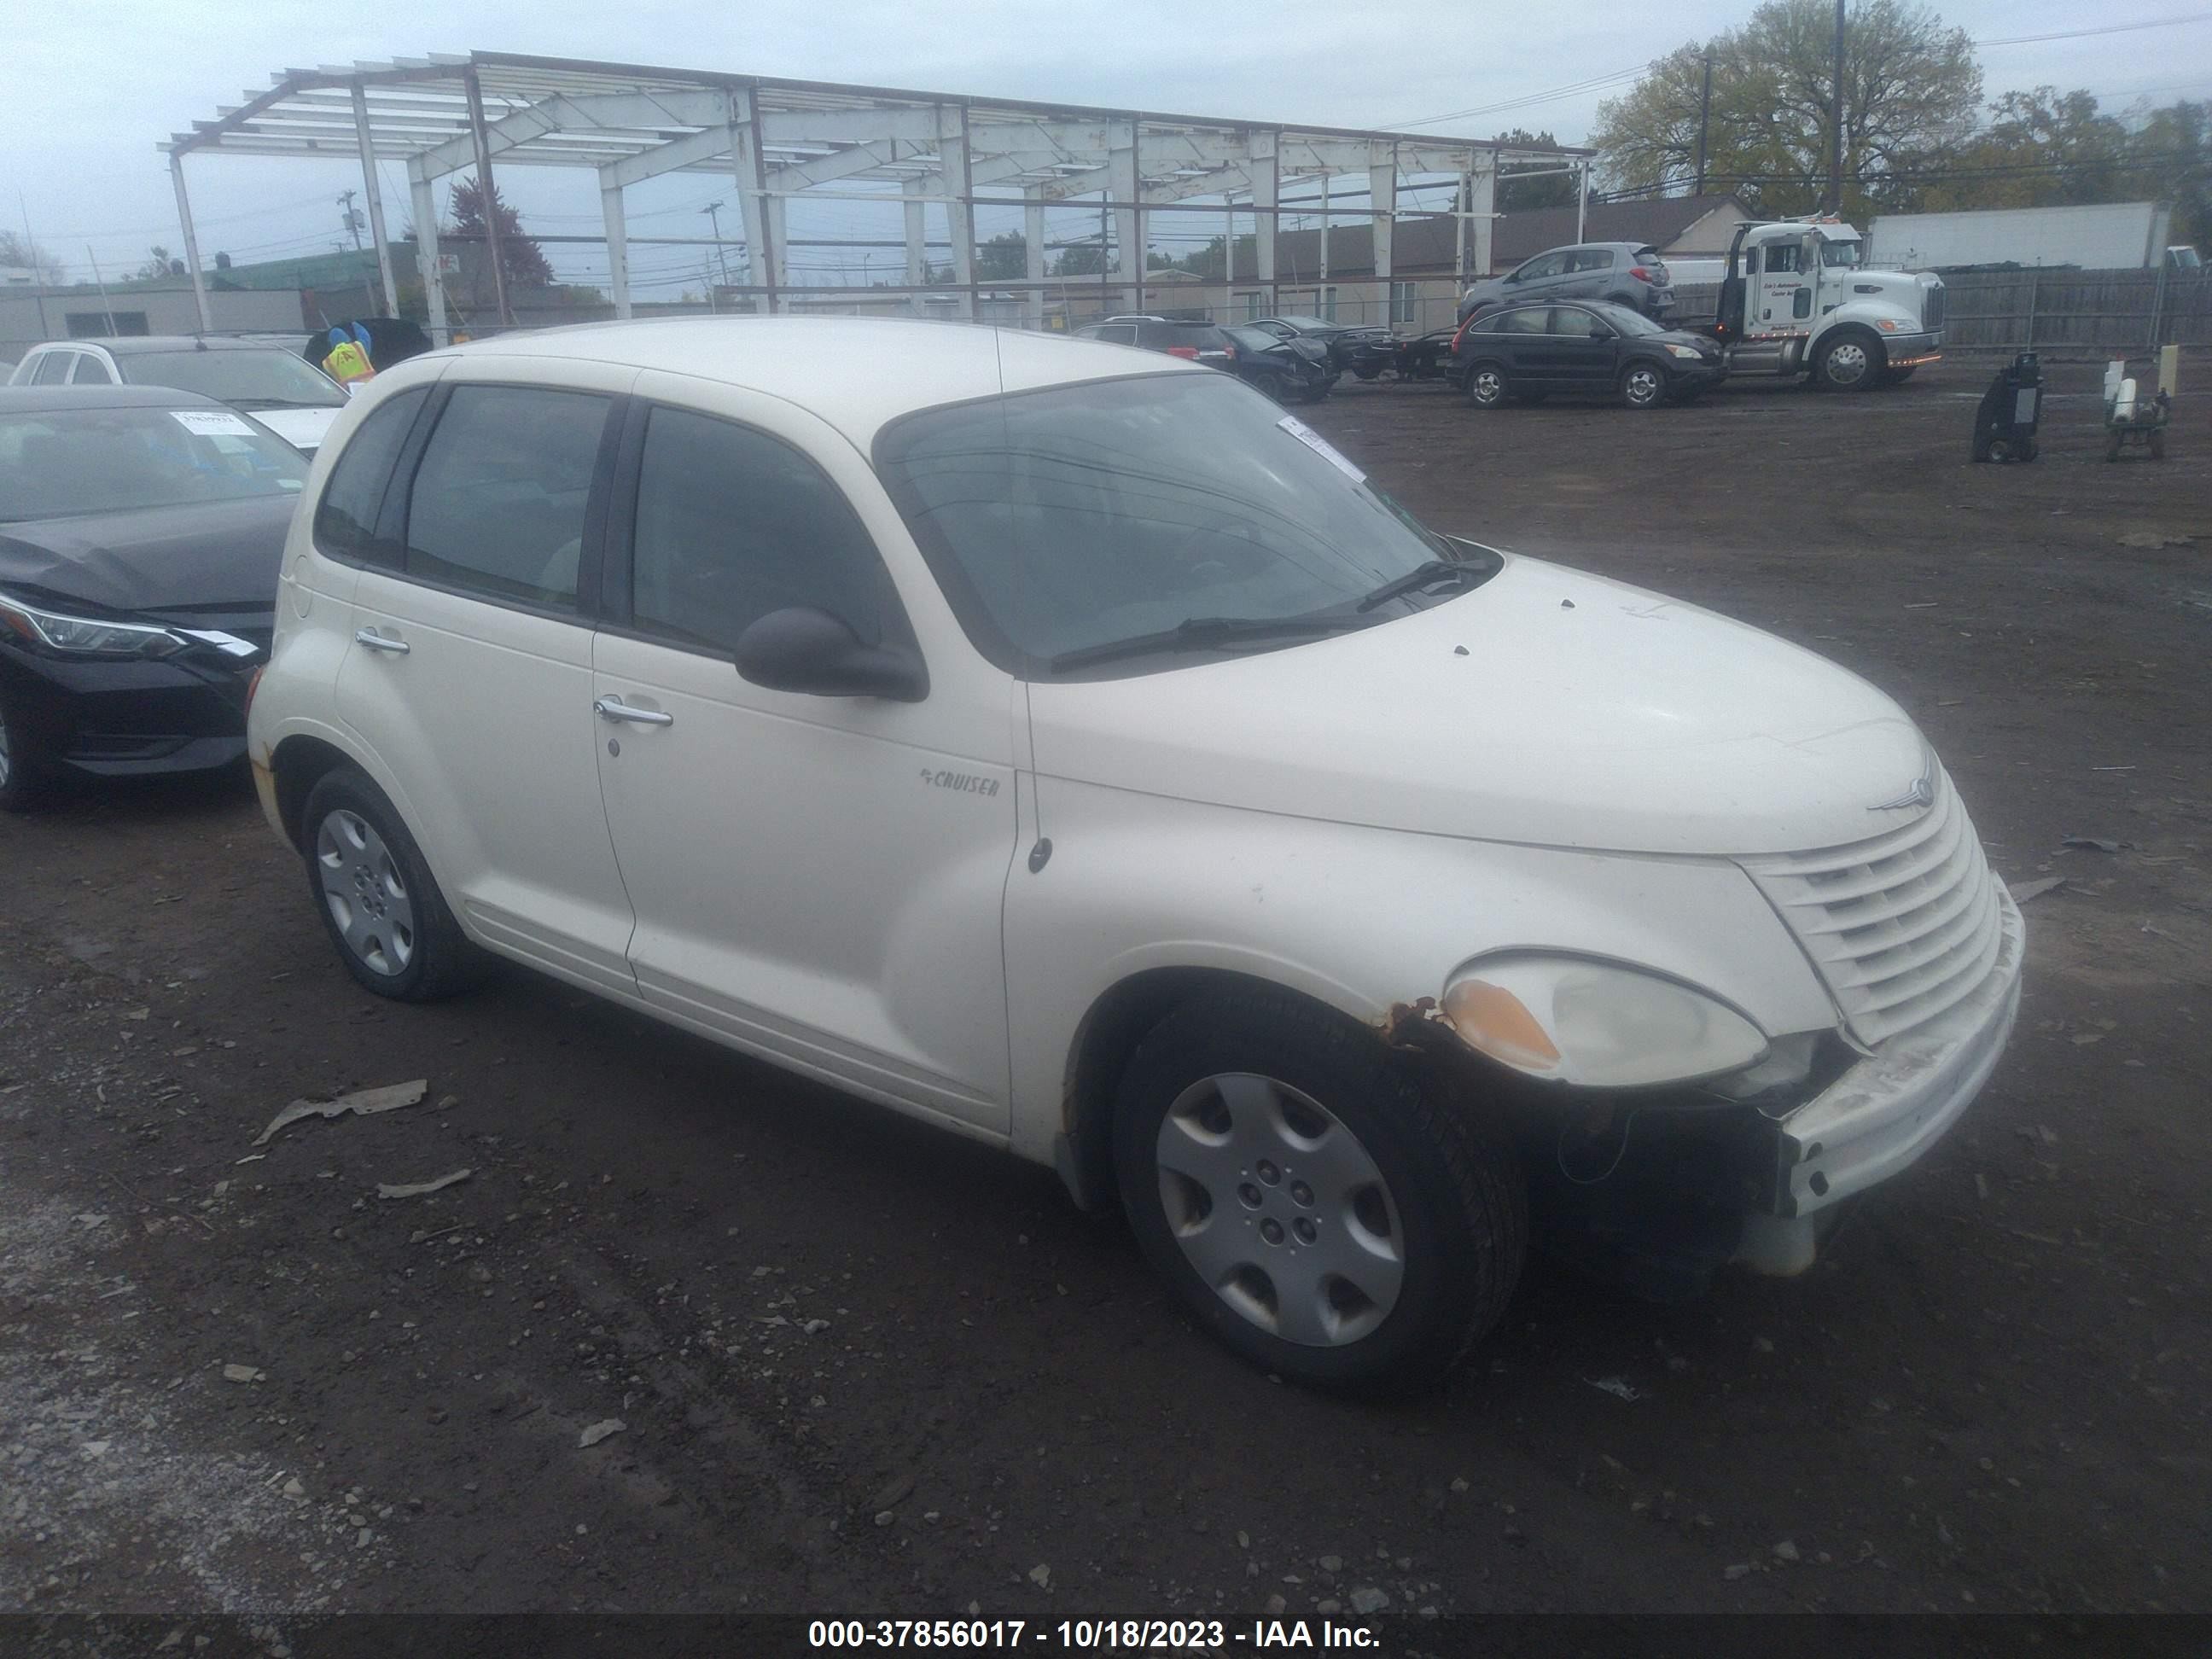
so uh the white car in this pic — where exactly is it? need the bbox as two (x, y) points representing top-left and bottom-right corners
(8, 337), (346, 454)
(247, 318), (2023, 1389)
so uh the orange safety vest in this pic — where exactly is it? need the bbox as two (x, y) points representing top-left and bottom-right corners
(323, 339), (375, 385)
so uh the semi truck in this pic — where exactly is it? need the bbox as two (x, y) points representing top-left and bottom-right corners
(1702, 218), (1946, 391)
(1864, 202), (2185, 272)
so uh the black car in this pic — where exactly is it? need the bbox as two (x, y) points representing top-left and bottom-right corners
(1219, 324), (1336, 402)
(0, 386), (306, 809)
(1244, 315), (1394, 374)
(1450, 300), (1725, 410)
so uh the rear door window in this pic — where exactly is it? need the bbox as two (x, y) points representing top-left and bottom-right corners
(313, 387), (431, 562)
(31, 352), (73, 386)
(401, 384), (612, 611)
(1096, 323), (1138, 345)
(1516, 253), (1567, 282)
(1495, 307), (1548, 334)
(1571, 249), (1615, 272)
(68, 354), (114, 384)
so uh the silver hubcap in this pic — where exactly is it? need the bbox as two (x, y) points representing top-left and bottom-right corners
(1472, 370), (1502, 404)
(1826, 341), (1869, 383)
(1627, 368), (1660, 403)
(316, 809), (416, 976)
(1154, 1074), (1406, 1347)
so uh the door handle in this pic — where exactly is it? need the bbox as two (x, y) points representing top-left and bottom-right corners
(354, 628), (410, 655)
(593, 696), (674, 727)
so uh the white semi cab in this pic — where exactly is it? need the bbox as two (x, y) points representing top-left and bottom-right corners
(248, 317), (2021, 1389)
(1705, 218), (1946, 390)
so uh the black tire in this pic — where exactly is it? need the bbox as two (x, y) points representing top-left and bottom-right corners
(300, 766), (491, 1002)
(2106, 432), (2123, 463)
(2150, 429), (2167, 460)
(1111, 985), (1527, 1394)
(1620, 360), (1668, 409)
(1813, 328), (1883, 392)
(2017, 436), (2039, 463)
(1252, 370), (1287, 404)
(1464, 361), (1507, 410)
(1302, 376), (1332, 404)
(0, 680), (56, 813)
(1353, 364), (1382, 381)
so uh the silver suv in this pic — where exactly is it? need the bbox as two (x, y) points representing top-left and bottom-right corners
(1458, 242), (1675, 323)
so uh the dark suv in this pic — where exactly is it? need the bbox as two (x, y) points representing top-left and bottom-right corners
(1458, 242), (1675, 323)
(1450, 300), (1723, 410)
(1072, 316), (1235, 368)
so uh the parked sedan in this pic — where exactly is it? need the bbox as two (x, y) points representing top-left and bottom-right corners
(1458, 242), (1676, 323)
(9, 336), (350, 454)
(0, 386), (306, 809)
(1220, 324), (1335, 402)
(1452, 300), (1725, 410)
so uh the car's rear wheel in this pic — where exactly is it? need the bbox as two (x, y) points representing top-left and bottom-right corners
(1464, 363), (1507, 409)
(1621, 362), (1668, 409)
(1252, 370), (1287, 404)
(0, 684), (55, 813)
(1112, 986), (1526, 1394)
(301, 767), (490, 1001)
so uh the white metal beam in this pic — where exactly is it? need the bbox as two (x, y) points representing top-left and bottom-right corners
(941, 107), (975, 319)
(169, 154), (212, 332)
(600, 169), (631, 318)
(352, 85), (399, 313)
(410, 172), (446, 342)
(598, 124), (733, 190)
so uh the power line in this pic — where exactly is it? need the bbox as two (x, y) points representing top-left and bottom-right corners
(1976, 11), (2212, 48)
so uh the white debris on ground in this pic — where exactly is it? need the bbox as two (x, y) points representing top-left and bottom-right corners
(0, 1191), (394, 1613)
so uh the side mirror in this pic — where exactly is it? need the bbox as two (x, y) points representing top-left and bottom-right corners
(734, 607), (928, 702)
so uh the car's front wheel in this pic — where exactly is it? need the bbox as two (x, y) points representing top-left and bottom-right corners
(0, 683), (55, 813)
(1621, 361), (1668, 408)
(1464, 363), (1507, 409)
(301, 767), (490, 1001)
(1112, 986), (1527, 1393)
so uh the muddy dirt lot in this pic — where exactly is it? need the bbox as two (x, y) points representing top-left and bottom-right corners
(3, 355), (2207, 1627)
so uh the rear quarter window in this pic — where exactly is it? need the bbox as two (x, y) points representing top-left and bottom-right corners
(313, 387), (430, 564)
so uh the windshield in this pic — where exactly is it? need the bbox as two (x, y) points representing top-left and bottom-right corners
(875, 374), (1476, 675)
(1272, 316), (1334, 331)
(1586, 301), (1667, 336)
(1819, 240), (1862, 268)
(122, 348), (346, 408)
(0, 405), (308, 521)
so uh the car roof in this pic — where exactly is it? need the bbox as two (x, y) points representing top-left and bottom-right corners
(0, 384), (231, 413)
(405, 317), (1205, 448)
(48, 335), (295, 356)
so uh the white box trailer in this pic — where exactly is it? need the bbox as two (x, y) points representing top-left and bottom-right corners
(1865, 202), (2175, 271)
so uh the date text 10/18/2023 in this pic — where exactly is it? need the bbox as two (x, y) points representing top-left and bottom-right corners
(807, 1618), (1382, 1649)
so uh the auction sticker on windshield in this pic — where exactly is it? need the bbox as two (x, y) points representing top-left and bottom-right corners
(1276, 413), (1365, 483)
(169, 410), (256, 438)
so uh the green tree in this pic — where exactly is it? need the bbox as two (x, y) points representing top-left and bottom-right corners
(1592, 0), (1981, 218)
(2129, 99), (2210, 247)
(1493, 129), (1579, 212)
(975, 231), (1028, 281)
(1918, 87), (2129, 211)
(447, 173), (555, 288)
(0, 230), (64, 283)
(1054, 240), (1109, 276)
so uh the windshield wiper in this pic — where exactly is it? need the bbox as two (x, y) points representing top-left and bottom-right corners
(236, 398), (337, 410)
(1353, 558), (1485, 613)
(1049, 613), (1372, 673)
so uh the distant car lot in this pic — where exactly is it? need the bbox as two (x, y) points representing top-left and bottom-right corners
(3, 353), (2205, 1617)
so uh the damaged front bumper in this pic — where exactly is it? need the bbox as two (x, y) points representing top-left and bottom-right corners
(1734, 883), (2023, 1273)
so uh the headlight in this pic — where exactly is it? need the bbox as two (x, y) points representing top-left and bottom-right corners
(0, 592), (184, 658)
(1663, 342), (1703, 359)
(1441, 955), (1767, 1087)
(1876, 318), (1901, 331)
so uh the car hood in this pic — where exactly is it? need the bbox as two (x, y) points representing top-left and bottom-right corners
(1026, 553), (1928, 857)
(244, 405), (342, 452)
(0, 495), (295, 618)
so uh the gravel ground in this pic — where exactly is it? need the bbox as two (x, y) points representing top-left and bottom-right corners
(1, 352), (2206, 1628)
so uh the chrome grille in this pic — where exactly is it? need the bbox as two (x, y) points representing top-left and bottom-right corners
(1740, 766), (2003, 1046)
(1923, 282), (1946, 330)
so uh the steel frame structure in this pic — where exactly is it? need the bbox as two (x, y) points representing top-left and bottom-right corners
(164, 50), (1588, 337)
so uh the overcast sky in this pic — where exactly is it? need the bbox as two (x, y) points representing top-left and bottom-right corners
(3, 0), (2206, 295)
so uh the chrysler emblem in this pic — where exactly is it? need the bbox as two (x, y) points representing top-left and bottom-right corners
(1868, 774), (1936, 812)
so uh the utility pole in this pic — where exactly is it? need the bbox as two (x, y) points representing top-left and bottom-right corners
(1693, 53), (1713, 195)
(338, 189), (364, 252)
(1827, 0), (1847, 214)
(702, 201), (732, 291)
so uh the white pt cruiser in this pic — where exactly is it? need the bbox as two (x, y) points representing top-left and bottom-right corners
(248, 318), (2023, 1390)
